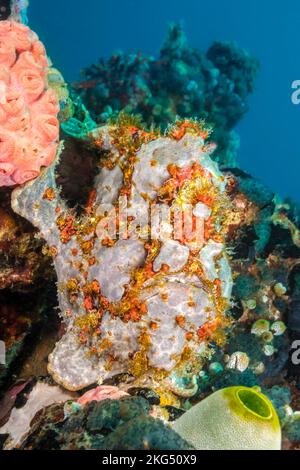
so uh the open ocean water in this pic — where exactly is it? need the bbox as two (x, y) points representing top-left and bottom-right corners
(30, 0), (300, 202)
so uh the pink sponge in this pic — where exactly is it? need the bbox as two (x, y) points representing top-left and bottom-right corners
(0, 21), (59, 186)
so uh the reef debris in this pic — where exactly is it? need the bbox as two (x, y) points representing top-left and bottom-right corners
(77, 385), (129, 405)
(0, 378), (74, 449)
(16, 395), (192, 450)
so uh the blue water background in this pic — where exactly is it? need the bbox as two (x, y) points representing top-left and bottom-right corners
(29, 0), (300, 203)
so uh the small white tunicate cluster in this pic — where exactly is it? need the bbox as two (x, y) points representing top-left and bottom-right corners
(251, 318), (286, 359)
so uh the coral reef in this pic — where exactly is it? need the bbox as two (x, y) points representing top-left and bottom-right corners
(75, 24), (259, 167)
(0, 191), (51, 291)
(195, 170), (294, 390)
(1, 1), (300, 452)
(2, 81), (300, 451)
(12, 118), (233, 391)
(0, 184), (57, 390)
(16, 395), (192, 450)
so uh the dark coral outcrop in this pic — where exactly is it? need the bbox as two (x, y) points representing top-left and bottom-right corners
(75, 24), (259, 166)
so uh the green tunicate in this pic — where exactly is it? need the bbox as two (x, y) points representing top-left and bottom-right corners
(237, 389), (271, 418)
(274, 283), (287, 296)
(263, 344), (275, 356)
(252, 362), (265, 375)
(245, 299), (256, 310)
(209, 362), (224, 375)
(172, 386), (281, 450)
(251, 319), (270, 336)
(271, 321), (287, 336)
(261, 331), (274, 343)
